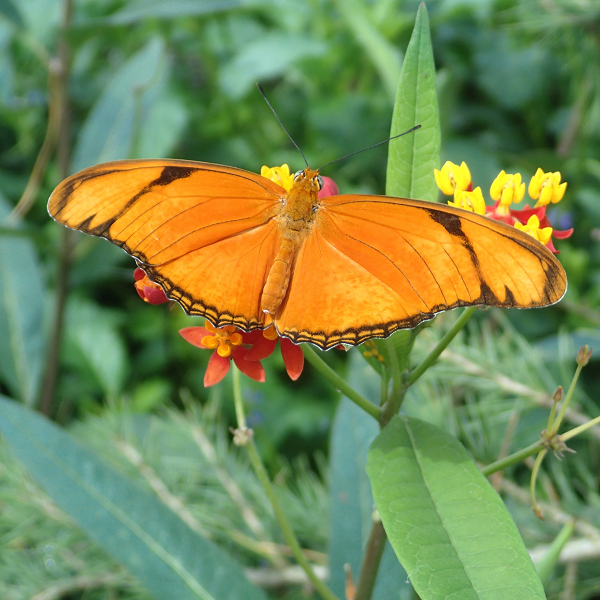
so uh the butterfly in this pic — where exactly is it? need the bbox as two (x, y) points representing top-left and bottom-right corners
(48, 159), (567, 350)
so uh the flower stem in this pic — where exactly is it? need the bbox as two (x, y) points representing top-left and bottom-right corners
(303, 345), (381, 421)
(561, 414), (600, 442)
(530, 449), (548, 518)
(231, 367), (340, 600)
(354, 517), (387, 600)
(232, 366), (246, 429)
(481, 441), (544, 477)
(550, 363), (584, 435)
(408, 307), (477, 386)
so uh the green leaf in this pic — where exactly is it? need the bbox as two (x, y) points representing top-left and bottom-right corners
(0, 197), (45, 407)
(386, 3), (440, 202)
(0, 398), (268, 600)
(106, 0), (242, 24)
(71, 38), (166, 173)
(220, 33), (327, 99)
(0, 0), (23, 29)
(329, 353), (410, 599)
(367, 416), (546, 600)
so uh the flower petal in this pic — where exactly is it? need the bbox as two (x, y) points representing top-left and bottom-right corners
(204, 352), (231, 387)
(280, 339), (304, 381)
(142, 285), (169, 304)
(232, 347), (266, 383)
(245, 337), (278, 361)
(179, 327), (212, 349)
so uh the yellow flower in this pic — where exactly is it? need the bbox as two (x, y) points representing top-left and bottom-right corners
(261, 164), (294, 191)
(201, 321), (243, 358)
(514, 215), (553, 245)
(434, 161), (471, 195)
(448, 187), (486, 215)
(490, 171), (525, 210)
(528, 168), (567, 207)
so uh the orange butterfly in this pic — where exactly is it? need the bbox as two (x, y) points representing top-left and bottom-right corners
(48, 159), (566, 350)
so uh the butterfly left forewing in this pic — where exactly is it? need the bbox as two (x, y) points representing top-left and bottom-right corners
(49, 159), (286, 328)
(49, 159), (284, 265)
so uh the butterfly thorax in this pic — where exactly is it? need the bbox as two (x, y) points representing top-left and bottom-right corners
(260, 167), (321, 316)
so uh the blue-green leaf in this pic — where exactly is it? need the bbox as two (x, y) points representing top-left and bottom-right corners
(329, 353), (410, 599)
(0, 398), (268, 600)
(0, 196), (45, 406)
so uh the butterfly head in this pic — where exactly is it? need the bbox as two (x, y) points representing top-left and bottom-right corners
(293, 167), (324, 194)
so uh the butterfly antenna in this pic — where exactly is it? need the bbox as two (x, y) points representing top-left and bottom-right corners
(317, 124), (422, 171)
(257, 83), (309, 168)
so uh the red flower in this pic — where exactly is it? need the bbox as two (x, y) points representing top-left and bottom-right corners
(244, 326), (305, 381)
(486, 202), (573, 254)
(134, 267), (170, 304)
(180, 322), (265, 387)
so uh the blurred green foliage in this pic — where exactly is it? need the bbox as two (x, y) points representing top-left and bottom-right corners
(1, 0), (598, 434)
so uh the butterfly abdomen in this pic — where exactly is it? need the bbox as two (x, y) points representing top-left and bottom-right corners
(261, 175), (320, 315)
(261, 230), (301, 314)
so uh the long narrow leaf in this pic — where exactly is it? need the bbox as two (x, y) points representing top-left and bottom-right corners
(328, 354), (410, 599)
(386, 3), (440, 202)
(0, 398), (267, 600)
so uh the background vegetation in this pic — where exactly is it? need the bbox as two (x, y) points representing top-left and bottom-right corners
(0, 0), (599, 599)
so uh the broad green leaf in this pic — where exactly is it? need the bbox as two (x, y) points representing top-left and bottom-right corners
(134, 91), (188, 159)
(220, 33), (327, 99)
(329, 353), (410, 599)
(0, 398), (268, 600)
(367, 416), (545, 600)
(334, 0), (402, 100)
(71, 38), (166, 173)
(106, 0), (242, 24)
(64, 299), (128, 400)
(0, 196), (45, 407)
(386, 3), (440, 202)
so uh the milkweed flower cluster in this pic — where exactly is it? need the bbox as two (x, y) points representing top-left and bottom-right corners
(435, 161), (573, 253)
(179, 322), (304, 387)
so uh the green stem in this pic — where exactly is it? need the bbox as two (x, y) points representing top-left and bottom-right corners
(380, 374), (409, 427)
(530, 449), (548, 517)
(551, 363), (584, 435)
(232, 367), (246, 429)
(303, 345), (381, 421)
(408, 307), (477, 386)
(481, 441), (544, 477)
(353, 518), (387, 600)
(231, 367), (340, 600)
(561, 414), (600, 442)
